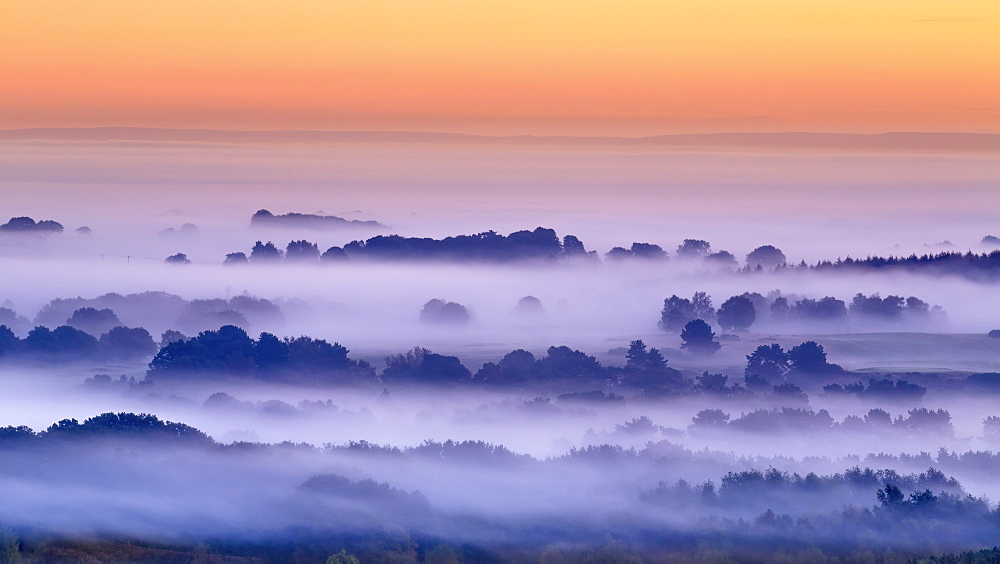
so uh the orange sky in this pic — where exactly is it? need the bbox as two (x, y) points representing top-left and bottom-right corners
(2, 0), (998, 135)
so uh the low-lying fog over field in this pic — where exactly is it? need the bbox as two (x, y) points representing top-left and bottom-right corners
(0, 134), (999, 561)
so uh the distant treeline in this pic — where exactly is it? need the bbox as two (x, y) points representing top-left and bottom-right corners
(149, 325), (375, 385)
(0, 324), (155, 362)
(3, 291), (284, 338)
(224, 227), (596, 264)
(0, 412), (211, 447)
(659, 290), (944, 333)
(0, 215), (64, 234)
(143, 328), (850, 393)
(803, 251), (1000, 280)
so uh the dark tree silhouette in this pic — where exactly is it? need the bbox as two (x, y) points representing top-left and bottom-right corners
(745, 245), (787, 270)
(704, 250), (738, 269)
(0, 216), (64, 233)
(561, 235), (589, 257)
(66, 307), (121, 336)
(321, 246), (349, 262)
(253, 332), (290, 373)
(680, 319), (721, 355)
(250, 241), (283, 263)
(623, 339), (684, 389)
(98, 326), (157, 360)
(745, 344), (790, 389)
(159, 330), (187, 347)
(419, 299), (471, 325)
(691, 292), (715, 324)
(659, 295), (695, 332)
(717, 295), (756, 332)
(788, 341), (842, 375)
(165, 253), (191, 265)
(606, 242), (667, 260)
(382, 347), (470, 383)
(285, 240), (320, 261)
(224, 252), (248, 265)
(676, 239), (711, 259)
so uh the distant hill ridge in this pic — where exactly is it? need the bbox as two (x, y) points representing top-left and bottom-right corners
(1, 127), (998, 152)
(251, 209), (385, 231)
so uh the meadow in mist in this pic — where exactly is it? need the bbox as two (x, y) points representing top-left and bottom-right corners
(0, 136), (998, 561)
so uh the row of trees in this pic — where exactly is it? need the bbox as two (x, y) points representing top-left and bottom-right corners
(691, 406), (955, 438)
(0, 324), (156, 361)
(0, 216), (63, 233)
(660, 290), (941, 334)
(215, 229), (796, 268)
(225, 228), (595, 265)
(149, 325), (375, 385)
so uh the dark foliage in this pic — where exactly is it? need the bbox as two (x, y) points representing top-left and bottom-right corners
(622, 339), (687, 390)
(342, 227), (585, 262)
(824, 377), (927, 403)
(419, 299), (471, 325)
(320, 246), (349, 262)
(676, 239), (711, 259)
(807, 250), (1000, 280)
(148, 325), (374, 384)
(475, 345), (613, 385)
(382, 347), (470, 384)
(745, 344), (790, 390)
(250, 240), (283, 262)
(164, 253), (191, 265)
(717, 295), (756, 332)
(605, 242), (668, 260)
(98, 326), (158, 360)
(745, 245), (786, 270)
(788, 340), (843, 376)
(223, 251), (248, 265)
(680, 319), (721, 355)
(285, 239), (320, 261)
(658, 295), (695, 332)
(66, 307), (121, 336)
(0, 216), (63, 233)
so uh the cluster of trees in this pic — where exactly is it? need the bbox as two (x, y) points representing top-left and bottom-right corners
(0, 412), (210, 447)
(149, 325), (375, 384)
(0, 324), (156, 362)
(224, 240), (351, 264)
(691, 406), (954, 438)
(605, 242), (668, 260)
(419, 299), (471, 325)
(342, 227), (592, 262)
(472, 340), (686, 390)
(744, 341), (843, 387)
(804, 251), (1000, 280)
(225, 228), (595, 264)
(0, 216), (63, 233)
(29, 291), (283, 337)
(824, 377), (927, 402)
(221, 230), (803, 268)
(250, 209), (385, 230)
(660, 290), (942, 334)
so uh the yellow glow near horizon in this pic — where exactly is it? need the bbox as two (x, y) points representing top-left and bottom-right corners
(1, 0), (998, 134)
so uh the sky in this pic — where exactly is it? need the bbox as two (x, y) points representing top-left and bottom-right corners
(2, 0), (998, 135)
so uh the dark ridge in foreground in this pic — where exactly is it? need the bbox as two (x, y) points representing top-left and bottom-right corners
(2, 414), (1000, 561)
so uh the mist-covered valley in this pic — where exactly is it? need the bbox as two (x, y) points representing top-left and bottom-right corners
(0, 136), (998, 561)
